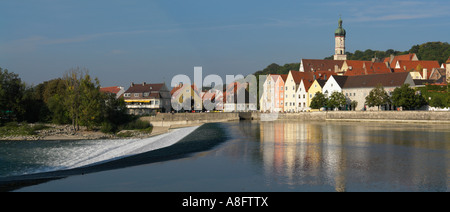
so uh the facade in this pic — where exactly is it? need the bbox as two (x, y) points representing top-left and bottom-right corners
(296, 79), (314, 112)
(123, 82), (171, 115)
(342, 72), (415, 111)
(334, 17), (347, 61)
(307, 79), (327, 107)
(284, 71), (303, 112)
(322, 75), (348, 98)
(260, 74), (277, 112)
(273, 75), (287, 112)
(224, 86), (257, 112)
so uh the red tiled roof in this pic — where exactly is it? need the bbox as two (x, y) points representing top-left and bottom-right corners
(100, 86), (121, 94)
(383, 53), (418, 68)
(301, 59), (344, 72)
(394, 60), (440, 79)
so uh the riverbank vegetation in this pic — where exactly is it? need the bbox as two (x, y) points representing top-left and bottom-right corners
(0, 67), (149, 136)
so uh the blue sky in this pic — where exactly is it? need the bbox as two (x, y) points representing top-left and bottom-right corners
(1, 0), (449, 87)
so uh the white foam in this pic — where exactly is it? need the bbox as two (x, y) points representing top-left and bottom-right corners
(40, 126), (200, 172)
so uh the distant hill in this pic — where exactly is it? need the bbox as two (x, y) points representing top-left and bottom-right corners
(254, 41), (450, 77)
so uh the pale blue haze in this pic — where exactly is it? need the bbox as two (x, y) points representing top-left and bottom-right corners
(1, 0), (449, 87)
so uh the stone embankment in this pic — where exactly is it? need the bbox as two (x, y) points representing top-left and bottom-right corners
(142, 111), (450, 127)
(265, 111), (450, 123)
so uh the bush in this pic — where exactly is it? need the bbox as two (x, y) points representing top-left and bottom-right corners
(121, 119), (152, 130)
(100, 121), (116, 134)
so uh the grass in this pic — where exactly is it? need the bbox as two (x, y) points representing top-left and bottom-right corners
(0, 122), (50, 137)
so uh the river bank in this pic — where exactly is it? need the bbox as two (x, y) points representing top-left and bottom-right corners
(0, 123), (202, 141)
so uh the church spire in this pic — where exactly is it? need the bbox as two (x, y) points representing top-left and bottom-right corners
(334, 16), (347, 60)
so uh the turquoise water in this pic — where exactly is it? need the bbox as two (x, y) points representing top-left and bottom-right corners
(2, 121), (450, 192)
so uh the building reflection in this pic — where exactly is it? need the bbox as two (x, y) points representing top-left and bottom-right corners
(257, 120), (450, 192)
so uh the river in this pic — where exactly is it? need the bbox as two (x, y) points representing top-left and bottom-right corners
(1, 121), (449, 192)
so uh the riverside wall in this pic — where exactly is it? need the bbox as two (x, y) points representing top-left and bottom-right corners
(140, 112), (241, 127)
(141, 111), (450, 127)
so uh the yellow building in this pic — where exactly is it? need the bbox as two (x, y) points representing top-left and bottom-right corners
(307, 79), (327, 107)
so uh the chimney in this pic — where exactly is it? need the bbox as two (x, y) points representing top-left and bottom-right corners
(131, 82), (135, 87)
(334, 64), (339, 73)
(423, 68), (427, 80)
(143, 82), (146, 86)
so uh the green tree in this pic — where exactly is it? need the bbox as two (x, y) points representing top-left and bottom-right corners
(310, 92), (327, 109)
(78, 74), (104, 130)
(0, 67), (25, 123)
(327, 92), (347, 110)
(47, 94), (70, 124)
(365, 84), (391, 110)
(391, 84), (427, 110)
(64, 68), (83, 131)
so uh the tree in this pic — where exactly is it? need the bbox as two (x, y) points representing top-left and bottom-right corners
(391, 84), (427, 110)
(365, 84), (391, 110)
(64, 68), (83, 131)
(327, 92), (347, 110)
(78, 74), (104, 130)
(0, 67), (25, 123)
(310, 92), (327, 109)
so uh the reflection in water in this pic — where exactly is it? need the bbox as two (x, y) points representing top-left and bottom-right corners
(235, 120), (449, 192)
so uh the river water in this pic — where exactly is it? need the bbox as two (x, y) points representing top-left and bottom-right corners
(1, 121), (449, 192)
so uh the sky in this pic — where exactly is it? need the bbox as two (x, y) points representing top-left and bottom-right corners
(1, 0), (449, 88)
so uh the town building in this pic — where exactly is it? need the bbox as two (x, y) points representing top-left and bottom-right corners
(299, 59), (344, 73)
(224, 85), (257, 112)
(99, 86), (125, 99)
(393, 60), (441, 80)
(342, 72), (415, 111)
(383, 53), (419, 69)
(170, 83), (202, 112)
(307, 79), (327, 108)
(445, 57), (450, 84)
(322, 75), (348, 98)
(123, 82), (171, 115)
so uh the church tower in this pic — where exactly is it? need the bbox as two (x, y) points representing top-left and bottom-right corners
(334, 17), (347, 60)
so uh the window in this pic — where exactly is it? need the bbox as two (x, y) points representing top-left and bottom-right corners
(144, 92), (149, 97)
(310, 94), (312, 98)
(134, 93), (139, 97)
(303, 94), (305, 99)
(124, 93), (131, 97)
